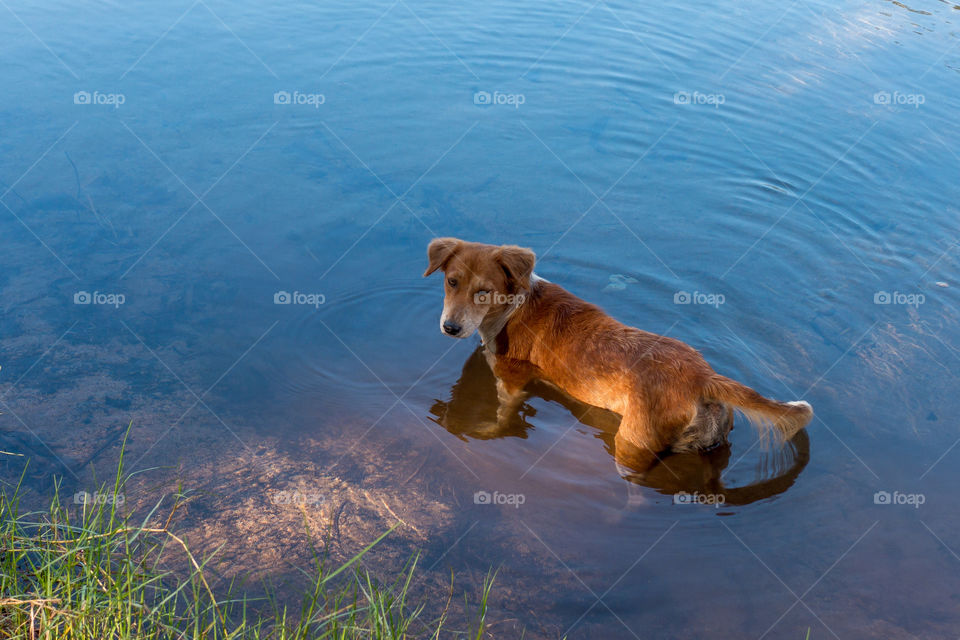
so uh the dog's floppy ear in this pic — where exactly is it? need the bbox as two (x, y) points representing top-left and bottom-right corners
(496, 245), (536, 291)
(423, 237), (462, 277)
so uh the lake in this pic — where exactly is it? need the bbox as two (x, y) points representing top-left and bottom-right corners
(1, 0), (959, 637)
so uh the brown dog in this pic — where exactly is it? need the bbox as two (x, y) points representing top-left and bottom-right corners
(424, 238), (813, 473)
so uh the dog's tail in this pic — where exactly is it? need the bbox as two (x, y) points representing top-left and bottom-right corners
(702, 374), (812, 443)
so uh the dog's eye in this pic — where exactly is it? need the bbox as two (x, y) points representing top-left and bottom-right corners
(447, 278), (457, 287)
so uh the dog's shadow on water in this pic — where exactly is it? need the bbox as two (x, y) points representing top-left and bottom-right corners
(429, 347), (809, 506)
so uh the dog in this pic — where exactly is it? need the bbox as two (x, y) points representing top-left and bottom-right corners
(424, 237), (813, 473)
(430, 345), (811, 506)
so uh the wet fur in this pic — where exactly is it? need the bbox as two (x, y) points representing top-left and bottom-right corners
(430, 346), (811, 506)
(424, 238), (814, 473)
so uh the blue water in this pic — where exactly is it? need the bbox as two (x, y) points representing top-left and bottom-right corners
(2, 0), (959, 637)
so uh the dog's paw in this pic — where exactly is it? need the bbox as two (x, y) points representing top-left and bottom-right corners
(472, 420), (504, 437)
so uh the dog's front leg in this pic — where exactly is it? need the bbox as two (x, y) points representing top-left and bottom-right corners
(486, 353), (535, 428)
(495, 378), (529, 426)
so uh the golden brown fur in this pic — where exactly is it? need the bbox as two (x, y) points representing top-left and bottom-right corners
(424, 238), (813, 473)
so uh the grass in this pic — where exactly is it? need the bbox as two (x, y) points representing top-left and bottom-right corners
(0, 439), (496, 639)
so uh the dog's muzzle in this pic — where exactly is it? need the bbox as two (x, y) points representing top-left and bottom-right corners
(442, 320), (462, 336)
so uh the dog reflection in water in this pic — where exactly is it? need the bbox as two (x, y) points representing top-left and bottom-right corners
(429, 347), (809, 506)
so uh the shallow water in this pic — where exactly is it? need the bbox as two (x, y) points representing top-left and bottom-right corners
(2, 0), (960, 636)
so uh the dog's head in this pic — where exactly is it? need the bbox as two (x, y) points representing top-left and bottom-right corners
(423, 237), (536, 339)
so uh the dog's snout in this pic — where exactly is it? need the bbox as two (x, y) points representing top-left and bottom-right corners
(443, 320), (462, 336)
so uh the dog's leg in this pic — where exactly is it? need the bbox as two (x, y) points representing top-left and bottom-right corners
(673, 402), (735, 452)
(495, 378), (528, 426)
(615, 403), (693, 475)
(615, 430), (664, 476)
(488, 356), (536, 427)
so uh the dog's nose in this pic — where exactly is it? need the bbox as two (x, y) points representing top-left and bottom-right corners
(443, 320), (462, 336)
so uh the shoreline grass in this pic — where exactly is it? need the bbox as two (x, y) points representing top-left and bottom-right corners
(0, 442), (495, 639)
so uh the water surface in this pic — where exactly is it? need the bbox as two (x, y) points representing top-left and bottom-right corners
(2, 0), (959, 637)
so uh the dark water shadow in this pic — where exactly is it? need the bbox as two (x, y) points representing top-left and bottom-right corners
(429, 347), (809, 506)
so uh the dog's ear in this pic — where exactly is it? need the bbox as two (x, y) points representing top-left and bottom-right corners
(497, 245), (536, 291)
(423, 237), (462, 277)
